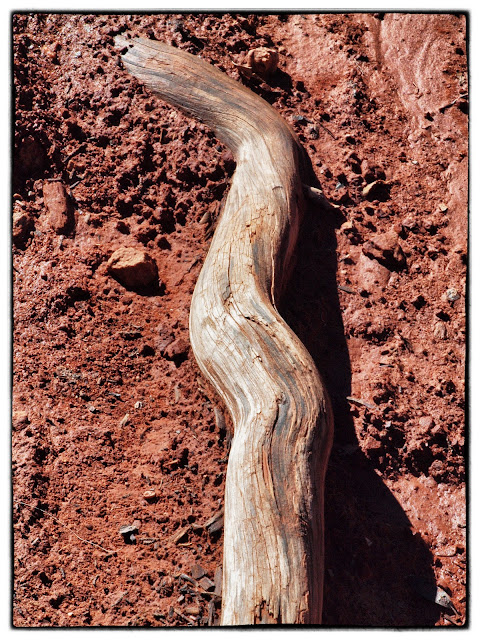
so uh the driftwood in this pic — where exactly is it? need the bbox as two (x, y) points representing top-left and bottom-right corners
(116, 36), (333, 625)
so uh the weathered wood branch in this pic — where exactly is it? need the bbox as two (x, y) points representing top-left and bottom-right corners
(116, 36), (333, 625)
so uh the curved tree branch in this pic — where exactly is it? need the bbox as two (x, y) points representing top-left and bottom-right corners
(116, 36), (334, 625)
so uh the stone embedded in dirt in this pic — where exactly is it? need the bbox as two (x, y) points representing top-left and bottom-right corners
(362, 179), (391, 202)
(362, 231), (406, 271)
(445, 288), (460, 302)
(419, 416), (434, 430)
(356, 252), (391, 293)
(433, 320), (448, 340)
(361, 160), (386, 184)
(143, 489), (157, 501)
(119, 413), (130, 427)
(12, 410), (30, 430)
(163, 337), (189, 362)
(106, 247), (159, 290)
(410, 575), (456, 612)
(362, 434), (383, 459)
(246, 47), (279, 77)
(119, 524), (138, 544)
(13, 208), (34, 249)
(42, 180), (75, 235)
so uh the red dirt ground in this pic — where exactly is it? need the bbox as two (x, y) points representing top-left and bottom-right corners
(12, 12), (467, 627)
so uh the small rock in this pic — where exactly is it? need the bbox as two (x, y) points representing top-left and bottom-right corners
(340, 219), (355, 233)
(356, 252), (391, 293)
(433, 320), (448, 340)
(13, 208), (34, 248)
(362, 231), (406, 270)
(445, 288), (460, 302)
(438, 202), (449, 212)
(119, 524), (138, 544)
(246, 48), (279, 77)
(12, 410), (30, 429)
(429, 459), (446, 480)
(361, 160), (386, 183)
(134, 401), (143, 409)
(418, 416), (434, 430)
(41, 41), (61, 62)
(119, 413), (130, 427)
(362, 180), (392, 202)
(143, 489), (157, 501)
(43, 180), (75, 235)
(107, 247), (158, 290)
(164, 337), (189, 362)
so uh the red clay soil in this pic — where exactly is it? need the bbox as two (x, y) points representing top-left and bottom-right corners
(12, 12), (467, 628)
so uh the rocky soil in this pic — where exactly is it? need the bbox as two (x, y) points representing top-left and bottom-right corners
(12, 12), (467, 627)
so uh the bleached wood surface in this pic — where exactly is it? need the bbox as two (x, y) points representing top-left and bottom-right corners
(117, 36), (333, 625)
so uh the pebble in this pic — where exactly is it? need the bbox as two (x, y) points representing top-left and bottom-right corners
(13, 208), (34, 248)
(106, 247), (159, 290)
(43, 180), (75, 235)
(419, 416), (434, 430)
(164, 337), (189, 361)
(356, 252), (391, 292)
(143, 489), (156, 501)
(119, 524), (138, 544)
(12, 410), (30, 429)
(119, 413), (130, 427)
(362, 231), (406, 270)
(134, 401), (143, 409)
(445, 288), (460, 302)
(362, 179), (392, 202)
(433, 321), (448, 340)
(245, 47), (279, 77)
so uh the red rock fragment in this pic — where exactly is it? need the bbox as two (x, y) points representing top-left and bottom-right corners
(362, 179), (391, 202)
(107, 247), (159, 290)
(163, 337), (189, 361)
(12, 208), (34, 248)
(43, 181), (75, 235)
(356, 252), (391, 293)
(362, 231), (406, 270)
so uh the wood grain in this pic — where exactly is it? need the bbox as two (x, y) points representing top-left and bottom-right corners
(116, 36), (333, 625)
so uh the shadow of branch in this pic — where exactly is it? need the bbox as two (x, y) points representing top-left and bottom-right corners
(281, 186), (440, 627)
